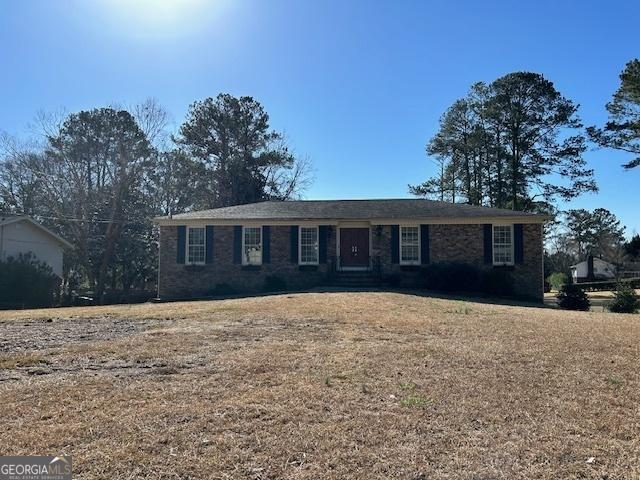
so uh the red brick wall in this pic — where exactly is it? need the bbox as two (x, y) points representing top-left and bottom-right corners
(158, 225), (335, 298)
(159, 222), (543, 301)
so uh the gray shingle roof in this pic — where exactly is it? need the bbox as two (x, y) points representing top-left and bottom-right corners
(155, 199), (548, 222)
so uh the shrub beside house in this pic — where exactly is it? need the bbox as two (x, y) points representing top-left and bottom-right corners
(0, 214), (72, 309)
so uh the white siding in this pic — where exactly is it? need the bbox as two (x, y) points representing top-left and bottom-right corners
(0, 221), (65, 277)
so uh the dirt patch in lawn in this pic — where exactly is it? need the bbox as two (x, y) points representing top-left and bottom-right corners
(0, 316), (166, 381)
(0, 316), (162, 353)
(0, 292), (638, 479)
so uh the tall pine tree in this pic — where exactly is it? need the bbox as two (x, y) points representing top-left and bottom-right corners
(588, 59), (640, 169)
(411, 72), (596, 211)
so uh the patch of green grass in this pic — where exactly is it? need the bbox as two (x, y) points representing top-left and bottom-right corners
(401, 395), (432, 408)
(325, 372), (348, 387)
(399, 382), (416, 391)
(606, 376), (623, 387)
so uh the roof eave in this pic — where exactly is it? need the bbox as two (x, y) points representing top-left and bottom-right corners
(155, 214), (550, 226)
(2, 217), (74, 249)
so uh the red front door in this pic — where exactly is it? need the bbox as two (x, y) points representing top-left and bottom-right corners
(340, 228), (369, 267)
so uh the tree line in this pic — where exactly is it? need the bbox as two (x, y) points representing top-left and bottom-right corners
(0, 94), (312, 301)
(411, 60), (640, 212)
(409, 72), (596, 212)
(545, 207), (637, 278)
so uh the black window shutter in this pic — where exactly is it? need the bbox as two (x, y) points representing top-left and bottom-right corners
(420, 224), (430, 264)
(205, 226), (214, 264)
(290, 226), (299, 263)
(514, 224), (524, 264)
(233, 226), (242, 264)
(262, 226), (271, 263)
(176, 226), (186, 264)
(391, 225), (399, 264)
(319, 225), (328, 264)
(483, 224), (493, 264)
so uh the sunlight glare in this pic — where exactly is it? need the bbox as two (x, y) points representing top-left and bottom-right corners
(102, 0), (222, 36)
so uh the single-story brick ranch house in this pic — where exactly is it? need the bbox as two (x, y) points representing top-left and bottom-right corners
(155, 199), (548, 301)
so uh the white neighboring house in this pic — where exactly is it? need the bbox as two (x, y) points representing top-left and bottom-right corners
(0, 214), (72, 278)
(570, 256), (617, 284)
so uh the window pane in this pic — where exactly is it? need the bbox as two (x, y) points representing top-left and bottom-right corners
(243, 227), (262, 265)
(493, 225), (513, 264)
(401, 245), (419, 262)
(300, 227), (319, 264)
(400, 226), (419, 263)
(188, 227), (205, 264)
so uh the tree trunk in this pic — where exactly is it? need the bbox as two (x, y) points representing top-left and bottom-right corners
(94, 155), (127, 303)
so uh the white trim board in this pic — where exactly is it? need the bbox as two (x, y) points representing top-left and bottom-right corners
(241, 225), (263, 266)
(185, 226), (206, 265)
(298, 225), (320, 266)
(399, 225), (421, 266)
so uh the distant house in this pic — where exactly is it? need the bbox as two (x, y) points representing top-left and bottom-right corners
(0, 214), (72, 277)
(570, 255), (616, 283)
(154, 199), (549, 301)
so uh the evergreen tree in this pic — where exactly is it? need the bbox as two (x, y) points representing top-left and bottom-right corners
(564, 208), (625, 258)
(624, 234), (640, 259)
(411, 72), (597, 211)
(588, 59), (640, 169)
(177, 94), (310, 208)
(43, 108), (153, 301)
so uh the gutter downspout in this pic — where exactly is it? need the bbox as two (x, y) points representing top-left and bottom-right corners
(541, 223), (545, 302)
(156, 226), (161, 300)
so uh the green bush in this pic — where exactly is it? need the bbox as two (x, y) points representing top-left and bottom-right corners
(383, 273), (402, 287)
(547, 272), (569, 291)
(207, 283), (237, 296)
(421, 262), (515, 297)
(607, 284), (640, 314)
(479, 269), (514, 296)
(263, 275), (287, 292)
(0, 253), (59, 309)
(557, 284), (590, 311)
(421, 262), (480, 292)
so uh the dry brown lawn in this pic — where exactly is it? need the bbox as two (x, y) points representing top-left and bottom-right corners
(0, 291), (639, 479)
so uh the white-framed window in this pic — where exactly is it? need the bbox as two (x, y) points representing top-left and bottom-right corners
(400, 225), (420, 265)
(242, 226), (262, 265)
(187, 227), (205, 265)
(299, 226), (319, 265)
(493, 224), (514, 265)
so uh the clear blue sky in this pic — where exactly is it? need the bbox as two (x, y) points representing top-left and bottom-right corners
(1, 0), (638, 234)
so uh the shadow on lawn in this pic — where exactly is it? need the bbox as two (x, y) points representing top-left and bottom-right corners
(315, 286), (554, 309)
(157, 286), (554, 309)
